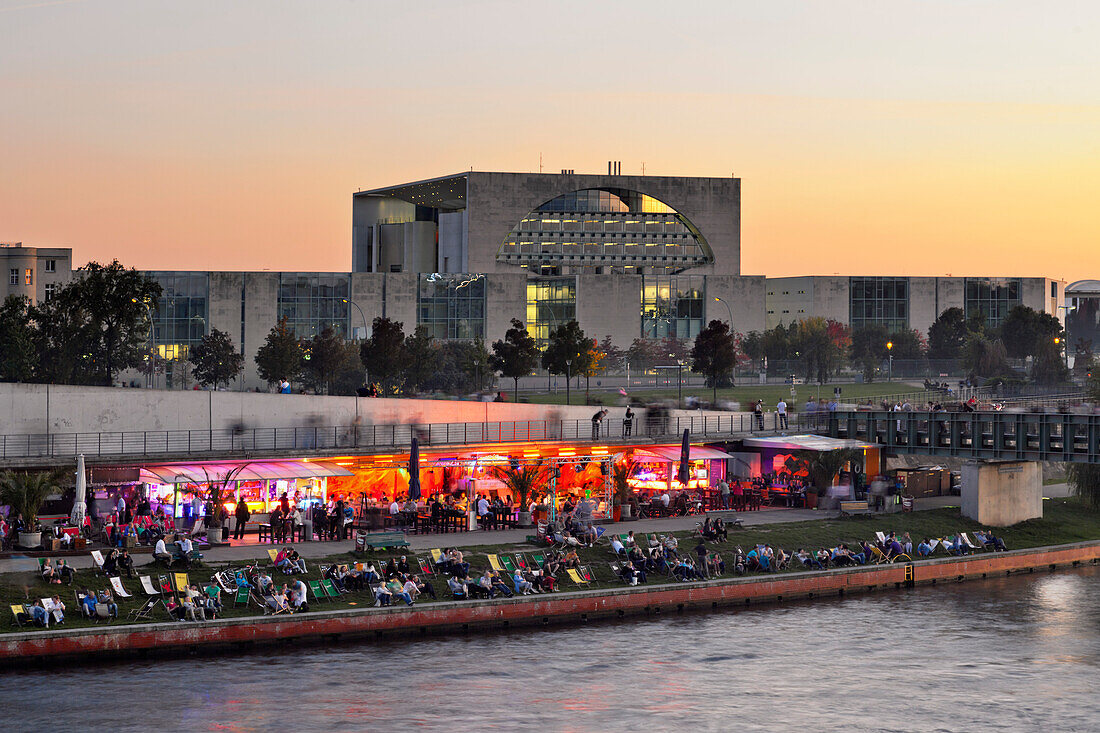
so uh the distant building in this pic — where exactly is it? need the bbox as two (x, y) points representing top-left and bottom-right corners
(0, 242), (72, 306)
(1065, 280), (1100, 351)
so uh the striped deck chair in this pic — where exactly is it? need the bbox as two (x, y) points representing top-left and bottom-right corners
(308, 580), (328, 604)
(139, 575), (159, 596)
(500, 555), (517, 573)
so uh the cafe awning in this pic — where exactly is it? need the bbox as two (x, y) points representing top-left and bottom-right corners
(634, 445), (735, 462)
(138, 460), (354, 485)
(740, 434), (875, 452)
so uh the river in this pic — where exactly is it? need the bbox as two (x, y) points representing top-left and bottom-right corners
(4, 567), (1099, 731)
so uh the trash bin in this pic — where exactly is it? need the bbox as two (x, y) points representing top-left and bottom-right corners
(901, 496), (914, 513)
(302, 519), (313, 541)
(354, 530), (367, 553)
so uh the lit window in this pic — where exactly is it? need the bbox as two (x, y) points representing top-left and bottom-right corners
(44, 283), (57, 301)
(24, 269), (32, 285)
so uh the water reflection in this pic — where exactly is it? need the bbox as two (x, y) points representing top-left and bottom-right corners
(3, 568), (1099, 731)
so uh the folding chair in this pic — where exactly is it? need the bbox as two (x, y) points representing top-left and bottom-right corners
(418, 557), (434, 575)
(321, 579), (342, 599)
(9, 604), (26, 628)
(578, 565), (597, 586)
(487, 554), (507, 573)
(960, 533), (983, 551)
(158, 575), (175, 596)
(308, 580), (328, 603)
(234, 586), (252, 607)
(500, 555), (517, 574)
(875, 531), (888, 545)
(429, 548), (445, 564)
(565, 568), (589, 587)
(139, 575), (159, 597)
(267, 548), (280, 566)
(89, 550), (106, 574)
(173, 573), (190, 593)
(128, 598), (159, 621)
(514, 553), (529, 570)
(532, 553), (546, 570)
(110, 576), (133, 598)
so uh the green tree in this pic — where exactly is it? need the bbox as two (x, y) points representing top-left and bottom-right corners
(403, 325), (438, 394)
(72, 260), (163, 385)
(543, 320), (591, 402)
(850, 324), (890, 382)
(0, 469), (68, 529)
(998, 305), (1065, 359)
(741, 330), (765, 370)
(301, 327), (348, 394)
(598, 335), (626, 374)
(927, 307), (969, 359)
(690, 319), (737, 405)
(28, 284), (95, 384)
(792, 317), (847, 384)
(886, 328), (924, 360)
(254, 316), (303, 387)
(490, 318), (540, 402)
(1030, 337), (1070, 385)
(1066, 464), (1100, 510)
(0, 295), (38, 382)
(962, 333), (1010, 380)
(331, 341), (368, 396)
(189, 328), (244, 389)
(359, 316), (408, 394)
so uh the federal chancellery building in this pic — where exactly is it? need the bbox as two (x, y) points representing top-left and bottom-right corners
(12, 169), (1072, 389)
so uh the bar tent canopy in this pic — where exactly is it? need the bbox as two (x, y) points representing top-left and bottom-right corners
(740, 435), (875, 452)
(632, 445), (736, 462)
(138, 460), (354, 485)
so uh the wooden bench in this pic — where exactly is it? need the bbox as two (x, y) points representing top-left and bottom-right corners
(358, 531), (410, 552)
(838, 500), (871, 516)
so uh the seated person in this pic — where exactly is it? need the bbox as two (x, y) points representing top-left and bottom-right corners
(372, 583), (393, 607)
(917, 538), (934, 557)
(275, 547), (298, 574)
(900, 532), (914, 555)
(447, 576), (468, 600)
(886, 538), (906, 559)
(154, 537), (174, 567)
(322, 565), (346, 592)
(700, 517), (717, 541)
(271, 586), (292, 614)
(385, 578), (414, 606)
(473, 572), (494, 599)
(28, 601), (50, 627)
(46, 595), (66, 624)
(410, 574), (436, 599)
(396, 556), (411, 575)
(948, 535), (970, 556)
(55, 559), (75, 585)
(488, 570), (513, 598)
(254, 572), (274, 596)
(796, 548), (823, 569)
(541, 551), (562, 577)
(512, 569), (536, 595)
(41, 558), (59, 584)
(772, 547), (789, 570)
(663, 535), (679, 558)
(629, 557), (648, 584)
(974, 530), (1007, 551)
(175, 536), (195, 568)
(815, 549), (831, 568)
(80, 590), (98, 618)
(201, 586), (222, 617)
(164, 596), (186, 621)
(116, 550), (135, 578)
(562, 550), (580, 570)
(712, 518), (729, 542)
(619, 562), (641, 586)
(290, 579), (309, 611)
(97, 589), (120, 618)
(402, 576), (424, 602)
(102, 549), (119, 575)
(623, 531), (636, 548)
(707, 553), (726, 576)
(609, 536), (626, 556)
(179, 593), (205, 621)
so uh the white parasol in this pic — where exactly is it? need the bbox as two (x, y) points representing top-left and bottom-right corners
(70, 454), (87, 527)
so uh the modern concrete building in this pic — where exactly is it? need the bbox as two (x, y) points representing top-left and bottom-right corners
(0, 242), (72, 305)
(765, 275), (1065, 334)
(1065, 280), (1100, 350)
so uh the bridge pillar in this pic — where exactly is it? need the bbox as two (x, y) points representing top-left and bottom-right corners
(960, 460), (1043, 526)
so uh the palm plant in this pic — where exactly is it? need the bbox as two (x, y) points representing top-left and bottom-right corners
(0, 469), (67, 529)
(611, 456), (637, 506)
(488, 460), (551, 515)
(783, 448), (862, 495)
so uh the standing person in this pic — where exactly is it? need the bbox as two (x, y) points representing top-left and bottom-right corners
(233, 499), (250, 540)
(776, 398), (788, 429)
(718, 478), (731, 510)
(753, 400), (764, 430)
(623, 406), (634, 437)
(591, 409), (608, 440)
(116, 492), (128, 524)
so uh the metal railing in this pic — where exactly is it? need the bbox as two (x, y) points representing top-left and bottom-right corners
(0, 413), (816, 461)
(822, 410), (1100, 463)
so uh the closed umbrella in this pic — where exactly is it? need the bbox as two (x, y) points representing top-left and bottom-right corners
(407, 438), (421, 501)
(677, 429), (690, 485)
(70, 454), (87, 528)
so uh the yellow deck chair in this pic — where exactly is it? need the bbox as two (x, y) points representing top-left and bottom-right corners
(430, 548), (445, 564)
(566, 568), (589, 586)
(267, 548), (279, 564)
(172, 572), (190, 593)
(487, 554), (506, 573)
(10, 604), (26, 628)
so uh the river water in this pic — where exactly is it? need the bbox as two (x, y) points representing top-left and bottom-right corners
(4, 567), (1100, 732)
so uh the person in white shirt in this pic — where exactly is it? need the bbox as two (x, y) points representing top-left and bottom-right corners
(477, 496), (490, 517)
(389, 500), (400, 515)
(776, 399), (788, 429)
(660, 492), (671, 508)
(176, 536), (194, 568)
(153, 537), (172, 566)
(609, 537), (626, 556)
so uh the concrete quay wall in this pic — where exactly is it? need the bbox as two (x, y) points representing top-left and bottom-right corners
(4, 541), (1099, 667)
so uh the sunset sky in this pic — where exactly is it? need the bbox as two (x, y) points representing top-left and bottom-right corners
(2, 1), (1098, 279)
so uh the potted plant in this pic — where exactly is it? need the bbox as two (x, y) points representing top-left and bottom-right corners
(489, 460), (550, 528)
(612, 455), (637, 521)
(0, 469), (67, 549)
(784, 448), (862, 510)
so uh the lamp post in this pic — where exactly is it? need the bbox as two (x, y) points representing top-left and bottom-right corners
(670, 353), (684, 407)
(132, 298), (155, 389)
(565, 358), (572, 406)
(341, 298), (367, 340)
(713, 296), (733, 324)
(886, 341), (894, 382)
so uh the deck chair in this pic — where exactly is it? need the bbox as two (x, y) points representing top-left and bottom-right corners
(94, 603), (112, 623)
(173, 572), (190, 593)
(592, 526), (606, 544)
(487, 554), (506, 573)
(320, 579), (342, 599)
(234, 586), (252, 607)
(139, 575), (159, 596)
(960, 533), (983, 551)
(267, 548), (280, 565)
(158, 574), (175, 596)
(565, 568), (590, 587)
(9, 605), (26, 628)
(875, 531), (888, 545)
(869, 546), (890, 564)
(417, 557), (434, 575)
(430, 548), (445, 564)
(39, 598), (64, 624)
(128, 597), (158, 622)
(211, 570), (236, 594)
(514, 553), (530, 570)
(308, 580), (328, 603)
(110, 576), (133, 598)
(532, 553), (546, 569)
(89, 550), (106, 574)
(578, 565), (596, 585)
(500, 555), (517, 573)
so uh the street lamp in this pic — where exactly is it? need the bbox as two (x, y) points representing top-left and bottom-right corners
(132, 297), (155, 389)
(670, 353), (684, 407)
(565, 359), (572, 406)
(886, 341), (894, 382)
(341, 298), (367, 340)
(713, 296), (733, 324)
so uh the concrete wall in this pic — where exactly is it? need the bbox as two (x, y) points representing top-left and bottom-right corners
(464, 172), (740, 277)
(484, 273), (527, 345)
(575, 274), (643, 348)
(764, 276), (847, 329)
(708, 275), (765, 334)
(961, 460), (1043, 526)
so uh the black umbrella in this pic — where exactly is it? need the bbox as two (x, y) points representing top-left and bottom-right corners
(408, 438), (422, 501)
(677, 429), (690, 485)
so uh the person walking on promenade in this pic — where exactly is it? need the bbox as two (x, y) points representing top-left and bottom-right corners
(233, 499), (250, 540)
(776, 398), (788, 429)
(753, 400), (764, 430)
(623, 407), (634, 437)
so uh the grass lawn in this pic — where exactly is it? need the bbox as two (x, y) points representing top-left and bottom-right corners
(4, 497), (1098, 635)
(520, 380), (927, 408)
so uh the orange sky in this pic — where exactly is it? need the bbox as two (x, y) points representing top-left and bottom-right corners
(2, 1), (1098, 280)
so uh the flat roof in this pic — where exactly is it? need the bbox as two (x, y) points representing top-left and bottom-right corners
(741, 434), (876, 452)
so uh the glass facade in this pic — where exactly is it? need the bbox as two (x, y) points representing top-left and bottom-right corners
(526, 277), (576, 348)
(148, 272), (209, 360)
(849, 277), (909, 332)
(498, 188), (712, 274)
(641, 275), (705, 339)
(417, 273), (486, 340)
(277, 273), (351, 339)
(965, 278), (1021, 328)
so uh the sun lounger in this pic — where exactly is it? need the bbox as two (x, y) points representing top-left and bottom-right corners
(430, 548), (445, 564)
(139, 575), (159, 596)
(418, 557), (434, 575)
(514, 553), (529, 570)
(320, 579), (342, 599)
(500, 555), (517, 573)
(89, 550), (106, 574)
(566, 568), (589, 587)
(308, 580), (328, 603)
(532, 553), (546, 569)
(172, 573), (190, 593)
(234, 586), (252, 607)
(128, 597), (158, 622)
(487, 554), (507, 573)
(875, 532), (888, 545)
(960, 533), (983, 551)
(267, 548), (279, 565)
(9, 605), (26, 628)
(109, 576), (132, 597)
